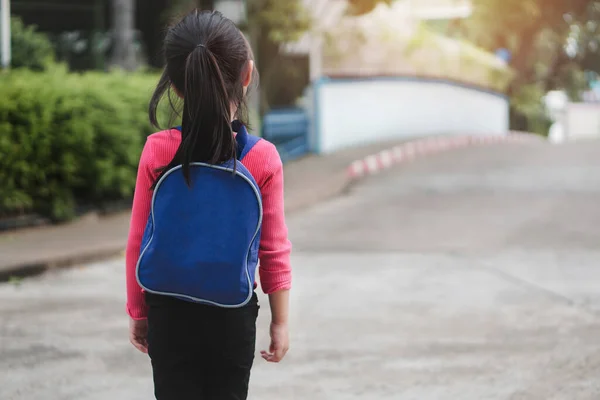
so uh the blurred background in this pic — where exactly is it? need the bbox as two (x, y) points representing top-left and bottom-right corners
(1, 1), (600, 399)
(1, 0), (599, 222)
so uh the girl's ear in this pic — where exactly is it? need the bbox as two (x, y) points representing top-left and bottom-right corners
(242, 60), (254, 89)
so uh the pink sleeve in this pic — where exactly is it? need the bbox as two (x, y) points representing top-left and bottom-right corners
(258, 148), (292, 294)
(125, 139), (155, 320)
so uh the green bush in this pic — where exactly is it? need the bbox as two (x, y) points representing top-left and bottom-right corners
(0, 66), (170, 221)
(511, 83), (552, 136)
(10, 17), (55, 71)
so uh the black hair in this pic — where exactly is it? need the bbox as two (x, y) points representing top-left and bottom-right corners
(149, 9), (257, 187)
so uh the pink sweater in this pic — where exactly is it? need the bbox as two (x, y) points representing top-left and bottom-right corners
(125, 129), (292, 320)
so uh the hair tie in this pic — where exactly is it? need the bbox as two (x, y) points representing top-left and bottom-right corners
(196, 44), (206, 49)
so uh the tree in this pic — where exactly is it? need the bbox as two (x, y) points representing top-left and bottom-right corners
(244, 0), (311, 114)
(444, 0), (600, 132)
(247, 0), (393, 113)
(110, 0), (136, 71)
(458, 0), (595, 87)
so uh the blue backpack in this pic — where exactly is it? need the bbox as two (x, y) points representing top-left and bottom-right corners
(136, 122), (262, 308)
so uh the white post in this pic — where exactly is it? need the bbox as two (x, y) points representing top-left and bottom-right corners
(0, 0), (10, 69)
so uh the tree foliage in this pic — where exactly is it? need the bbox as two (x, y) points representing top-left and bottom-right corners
(243, 0), (311, 114)
(458, 0), (598, 87)
(246, 0), (311, 44)
(444, 0), (600, 132)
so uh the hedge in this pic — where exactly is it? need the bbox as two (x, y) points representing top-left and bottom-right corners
(0, 66), (171, 221)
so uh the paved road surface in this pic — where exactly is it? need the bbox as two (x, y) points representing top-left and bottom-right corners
(2, 140), (600, 399)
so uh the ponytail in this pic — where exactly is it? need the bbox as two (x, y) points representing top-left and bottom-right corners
(148, 10), (255, 188)
(177, 45), (236, 185)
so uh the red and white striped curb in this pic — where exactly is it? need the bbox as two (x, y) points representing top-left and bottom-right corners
(347, 132), (542, 179)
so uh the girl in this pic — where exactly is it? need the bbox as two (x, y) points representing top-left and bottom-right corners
(125, 9), (291, 400)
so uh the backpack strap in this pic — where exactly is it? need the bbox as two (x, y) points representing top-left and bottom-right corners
(174, 121), (260, 162)
(232, 120), (261, 161)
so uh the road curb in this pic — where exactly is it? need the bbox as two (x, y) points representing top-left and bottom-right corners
(0, 178), (352, 282)
(346, 132), (543, 179)
(0, 247), (125, 282)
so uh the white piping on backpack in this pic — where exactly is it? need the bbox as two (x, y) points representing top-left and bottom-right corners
(135, 162), (263, 308)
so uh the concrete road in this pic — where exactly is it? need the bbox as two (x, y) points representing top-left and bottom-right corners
(2, 140), (600, 400)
